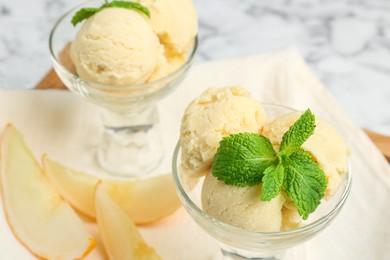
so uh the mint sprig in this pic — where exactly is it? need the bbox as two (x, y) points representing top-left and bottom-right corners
(212, 109), (327, 219)
(71, 1), (150, 27)
(211, 133), (276, 186)
(279, 109), (315, 156)
(283, 150), (327, 219)
(261, 163), (285, 201)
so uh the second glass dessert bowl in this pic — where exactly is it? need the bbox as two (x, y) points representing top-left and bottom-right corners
(49, 0), (197, 177)
(172, 104), (352, 260)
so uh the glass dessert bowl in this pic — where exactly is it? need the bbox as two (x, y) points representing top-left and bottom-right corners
(172, 104), (352, 260)
(49, 0), (197, 177)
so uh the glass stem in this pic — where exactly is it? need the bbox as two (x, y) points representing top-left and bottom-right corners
(97, 105), (164, 177)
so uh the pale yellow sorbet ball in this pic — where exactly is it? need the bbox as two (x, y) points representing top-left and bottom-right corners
(70, 8), (162, 86)
(262, 111), (350, 198)
(201, 172), (285, 232)
(180, 87), (268, 178)
(137, 0), (198, 55)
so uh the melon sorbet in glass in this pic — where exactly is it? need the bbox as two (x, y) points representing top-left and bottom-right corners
(179, 86), (350, 232)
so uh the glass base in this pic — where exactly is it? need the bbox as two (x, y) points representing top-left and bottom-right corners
(97, 106), (163, 177)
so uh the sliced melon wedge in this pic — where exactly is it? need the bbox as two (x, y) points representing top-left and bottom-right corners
(102, 175), (181, 224)
(42, 156), (181, 224)
(42, 154), (97, 218)
(95, 184), (161, 259)
(0, 124), (94, 259)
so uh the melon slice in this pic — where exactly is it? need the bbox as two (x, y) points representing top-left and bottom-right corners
(95, 184), (161, 259)
(42, 156), (181, 224)
(42, 154), (97, 218)
(0, 124), (94, 259)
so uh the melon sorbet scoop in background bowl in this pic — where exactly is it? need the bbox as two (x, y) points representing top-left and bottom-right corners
(49, 0), (198, 177)
(172, 87), (352, 259)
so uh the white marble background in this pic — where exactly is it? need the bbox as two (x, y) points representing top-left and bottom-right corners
(0, 0), (390, 135)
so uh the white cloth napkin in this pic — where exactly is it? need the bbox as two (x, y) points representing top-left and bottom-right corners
(0, 47), (390, 259)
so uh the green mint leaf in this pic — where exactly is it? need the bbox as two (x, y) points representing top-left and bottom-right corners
(104, 1), (150, 17)
(261, 163), (285, 201)
(279, 109), (315, 156)
(283, 150), (327, 220)
(71, 7), (101, 26)
(71, 1), (150, 27)
(212, 133), (277, 186)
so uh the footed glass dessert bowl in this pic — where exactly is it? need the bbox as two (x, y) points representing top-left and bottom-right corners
(49, 0), (197, 177)
(172, 104), (352, 260)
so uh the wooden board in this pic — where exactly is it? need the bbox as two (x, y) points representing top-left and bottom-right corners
(364, 129), (390, 161)
(34, 56), (390, 162)
(36, 44), (72, 90)
(35, 68), (67, 90)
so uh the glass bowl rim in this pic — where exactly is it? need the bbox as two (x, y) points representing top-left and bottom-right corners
(48, 0), (198, 91)
(171, 112), (353, 238)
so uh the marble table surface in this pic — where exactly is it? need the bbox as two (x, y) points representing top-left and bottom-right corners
(1, 0), (390, 136)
